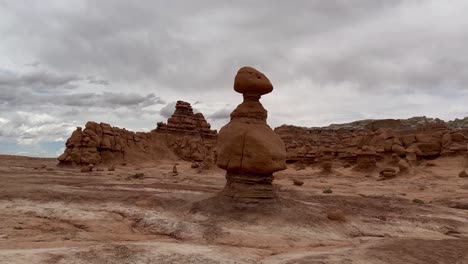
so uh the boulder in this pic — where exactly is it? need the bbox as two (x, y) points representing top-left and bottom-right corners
(459, 170), (468, 178)
(398, 159), (411, 173)
(292, 179), (304, 186)
(391, 144), (407, 155)
(379, 167), (397, 174)
(327, 209), (346, 222)
(381, 171), (396, 179)
(451, 133), (466, 142)
(414, 142), (441, 156)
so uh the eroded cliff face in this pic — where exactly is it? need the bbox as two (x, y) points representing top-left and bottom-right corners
(275, 117), (468, 167)
(58, 101), (216, 166)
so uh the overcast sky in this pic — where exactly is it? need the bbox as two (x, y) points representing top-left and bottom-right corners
(1, 0), (468, 157)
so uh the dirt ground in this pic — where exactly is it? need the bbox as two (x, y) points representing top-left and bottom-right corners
(1, 154), (468, 264)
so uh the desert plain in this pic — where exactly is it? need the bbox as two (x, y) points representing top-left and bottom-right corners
(1, 153), (468, 264)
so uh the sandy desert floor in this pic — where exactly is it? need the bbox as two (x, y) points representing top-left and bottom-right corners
(1, 155), (468, 264)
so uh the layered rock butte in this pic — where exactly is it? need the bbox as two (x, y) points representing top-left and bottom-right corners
(58, 100), (216, 166)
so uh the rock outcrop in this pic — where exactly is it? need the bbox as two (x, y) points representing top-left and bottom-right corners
(275, 120), (468, 167)
(58, 121), (177, 166)
(216, 66), (287, 204)
(154, 101), (217, 162)
(58, 101), (216, 166)
(155, 101), (216, 138)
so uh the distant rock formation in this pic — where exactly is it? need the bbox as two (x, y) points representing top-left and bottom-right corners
(155, 101), (217, 138)
(154, 100), (217, 162)
(216, 66), (286, 204)
(58, 101), (216, 166)
(275, 118), (468, 170)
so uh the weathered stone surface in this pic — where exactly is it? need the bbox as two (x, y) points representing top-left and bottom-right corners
(233, 66), (273, 96)
(292, 178), (304, 186)
(217, 122), (286, 175)
(275, 119), (468, 166)
(459, 170), (468, 178)
(353, 149), (379, 172)
(442, 133), (452, 148)
(381, 171), (396, 179)
(216, 66), (286, 203)
(398, 159), (411, 173)
(58, 101), (216, 167)
(156, 101), (217, 138)
(380, 167), (397, 174)
(392, 144), (407, 155)
(327, 209), (346, 222)
(452, 132), (466, 142)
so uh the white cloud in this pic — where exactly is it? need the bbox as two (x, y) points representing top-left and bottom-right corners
(0, 112), (77, 145)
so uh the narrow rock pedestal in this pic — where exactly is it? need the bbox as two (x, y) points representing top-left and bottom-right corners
(222, 172), (276, 202)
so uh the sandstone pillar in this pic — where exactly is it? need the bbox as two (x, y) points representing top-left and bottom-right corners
(216, 67), (287, 204)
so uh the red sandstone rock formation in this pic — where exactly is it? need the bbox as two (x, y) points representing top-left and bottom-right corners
(154, 101), (217, 162)
(216, 67), (287, 204)
(58, 121), (177, 166)
(58, 101), (216, 166)
(275, 120), (468, 167)
(155, 101), (216, 138)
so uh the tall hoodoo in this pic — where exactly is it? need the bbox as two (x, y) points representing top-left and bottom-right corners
(216, 66), (287, 204)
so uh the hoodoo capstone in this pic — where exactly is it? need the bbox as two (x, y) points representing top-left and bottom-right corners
(216, 66), (287, 203)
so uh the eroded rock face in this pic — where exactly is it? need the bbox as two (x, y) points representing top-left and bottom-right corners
(155, 101), (217, 162)
(353, 147), (379, 172)
(275, 122), (468, 167)
(58, 122), (176, 166)
(58, 101), (216, 166)
(156, 101), (217, 138)
(216, 67), (286, 203)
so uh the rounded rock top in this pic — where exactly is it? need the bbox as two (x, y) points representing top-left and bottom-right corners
(234, 66), (273, 95)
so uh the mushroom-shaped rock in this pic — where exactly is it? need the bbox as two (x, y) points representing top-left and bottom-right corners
(216, 66), (286, 204)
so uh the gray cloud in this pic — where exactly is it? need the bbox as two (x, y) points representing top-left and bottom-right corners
(24, 61), (41, 67)
(0, 88), (164, 109)
(1, 0), (468, 157)
(86, 76), (110, 85)
(0, 69), (80, 90)
(3, 1), (467, 94)
(0, 112), (76, 145)
(160, 102), (177, 118)
(209, 108), (232, 120)
(0, 68), (164, 109)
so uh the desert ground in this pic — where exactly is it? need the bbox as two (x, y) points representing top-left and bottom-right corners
(1, 154), (468, 264)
